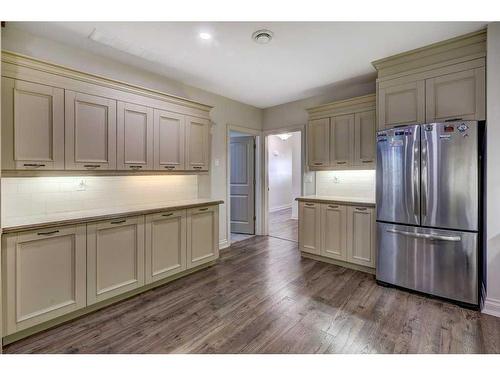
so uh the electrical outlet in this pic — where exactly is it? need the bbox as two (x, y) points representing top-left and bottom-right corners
(333, 176), (340, 184)
(77, 179), (87, 191)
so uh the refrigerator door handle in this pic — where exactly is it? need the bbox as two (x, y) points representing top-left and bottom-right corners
(386, 228), (461, 242)
(413, 140), (420, 217)
(421, 138), (428, 219)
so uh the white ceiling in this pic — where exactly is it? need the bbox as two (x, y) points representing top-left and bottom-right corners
(8, 22), (487, 108)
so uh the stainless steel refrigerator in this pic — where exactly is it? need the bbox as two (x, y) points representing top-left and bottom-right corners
(376, 120), (484, 307)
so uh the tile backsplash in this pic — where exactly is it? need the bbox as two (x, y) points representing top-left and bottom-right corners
(316, 170), (375, 199)
(2, 175), (198, 219)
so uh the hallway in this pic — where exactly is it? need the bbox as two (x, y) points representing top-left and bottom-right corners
(268, 207), (298, 242)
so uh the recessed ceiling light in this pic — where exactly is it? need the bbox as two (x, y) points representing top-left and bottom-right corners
(199, 32), (212, 40)
(252, 29), (273, 44)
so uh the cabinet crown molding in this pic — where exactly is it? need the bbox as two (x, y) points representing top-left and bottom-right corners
(1, 50), (213, 113)
(307, 93), (376, 120)
(371, 29), (487, 79)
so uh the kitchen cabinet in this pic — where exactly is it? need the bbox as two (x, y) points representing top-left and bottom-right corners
(2, 225), (87, 335)
(347, 206), (376, 268)
(87, 216), (145, 304)
(307, 94), (376, 171)
(1, 78), (65, 170)
(154, 109), (186, 171)
(117, 101), (154, 171)
(145, 210), (187, 283)
(377, 81), (425, 129)
(320, 203), (347, 261)
(330, 114), (353, 168)
(307, 118), (330, 168)
(185, 116), (210, 171)
(65, 91), (117, 170)
(298, 201), (321, 255)
(187, 205), (219, 268)
(425, 67), (485, 122)
(353, 110), (376, 167)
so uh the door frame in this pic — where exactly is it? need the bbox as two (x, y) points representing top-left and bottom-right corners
(226, 124), (263, 247)
(263, 124), (306, 236)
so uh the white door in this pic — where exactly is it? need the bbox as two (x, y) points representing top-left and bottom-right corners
(2, 78), (65, 170)
(3, 225), (86, 335)
(117, 101), (154, 170)
(185, 116), (210, 171)
(154, 109), (185, 171)
(65, 91), (117, 170)
(187, 205), (219, 268)
(87, 216), (145, 304)
(230, 136), (255, 234)
(145, 210), (187, 283)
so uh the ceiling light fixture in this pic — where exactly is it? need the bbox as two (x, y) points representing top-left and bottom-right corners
(276, 133), (292, 141)
(252, 29), (273, 44)
(199, 32), (212, 40)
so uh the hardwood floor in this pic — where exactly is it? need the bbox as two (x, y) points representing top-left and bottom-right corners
(230, 232), (255, 244)
(4, 235), (500, 354)
(269, 207), (298, 242)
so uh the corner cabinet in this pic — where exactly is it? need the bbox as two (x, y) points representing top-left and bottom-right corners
(373, 29), (486, 130)
(307, 94), (376, 171)
(2, 225), (87, 335)
(299, 200), (375, 272)
(1, 51), (213, 174)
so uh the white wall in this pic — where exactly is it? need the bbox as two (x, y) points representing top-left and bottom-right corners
(268, 132), (301, 217)
(1, 26), (263, 248)
(316, 170), (375, 200)
(1, 176), (198, 221)
(484, 22), (500, 317)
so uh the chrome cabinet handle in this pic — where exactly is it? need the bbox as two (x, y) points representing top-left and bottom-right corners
(110, 219), (126, 224)
(84, 164), (101, 169)
(24, 163), (45, 168)
(386, 229), (460, 242)
(38, 230), (59, 236)
(162, 213), (174, 217)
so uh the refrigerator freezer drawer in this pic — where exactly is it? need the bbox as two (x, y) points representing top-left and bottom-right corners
(376, 222), (478, 305)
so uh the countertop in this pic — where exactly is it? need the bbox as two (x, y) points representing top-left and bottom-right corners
(296, 195), (375, 206)
(2, 199), (224, 234)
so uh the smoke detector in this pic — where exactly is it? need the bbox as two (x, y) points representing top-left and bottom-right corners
(252, 29), (273, 44)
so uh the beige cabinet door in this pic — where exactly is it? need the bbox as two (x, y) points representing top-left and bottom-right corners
(353, 110), (376, 168)
(320, 203), (347, 261)
(2, 225), (86, 335)
(307, 118), (330, 168)
(187, 205), (219, 268)
(145, 210), (187, 283)
(185, 116), (210, 171)
(347, 206), (375, 268)
(87, 216), (145, 304)
(117, 101), (153, 170)
(330, 114), (354, 168)
(425, 67), (485, 122)
(378, 80), (425, 129)
(298, 201), (321, 255)
(154, 109), (186, 171)
(65, 91), (117, 170)
(1, 78), (65, 170)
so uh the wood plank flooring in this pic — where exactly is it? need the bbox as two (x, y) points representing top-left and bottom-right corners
(268, 207), (298, 242)
(4, 235), (500, 354)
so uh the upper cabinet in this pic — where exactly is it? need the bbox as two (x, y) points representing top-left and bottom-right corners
(307, 94), (376, 171)
(117, 101), (154, 171)
(373, 29), (486, 130)
(1, 51), (212, 174)
(186, 116), (210, 171)
(1, 78), (65, 170)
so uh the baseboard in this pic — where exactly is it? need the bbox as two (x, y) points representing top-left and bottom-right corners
(219, 239), (230, 249)
(482, 297), (500, 317)
(301, 252), (376, 275)
(269, 203), (292, 213)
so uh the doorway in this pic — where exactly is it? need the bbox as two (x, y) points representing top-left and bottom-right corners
(229, 130), (256, 244)
(266, 131), (302, 242)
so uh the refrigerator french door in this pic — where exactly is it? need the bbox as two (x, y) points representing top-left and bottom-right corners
(376, 121), (481, 306)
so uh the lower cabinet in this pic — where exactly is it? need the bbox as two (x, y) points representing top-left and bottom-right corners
(87, 216), (145, 305)
(145, 210), (187, 283)
(187, 205), (219, 268)
(2, 225), (87, 335)
(299, 201), (375, 269)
